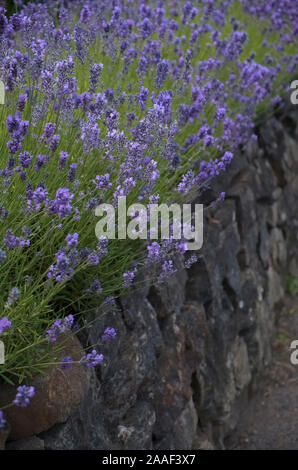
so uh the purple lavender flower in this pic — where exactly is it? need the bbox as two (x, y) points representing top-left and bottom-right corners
(89, 63), (103, 93)
(4, 230), (30, 250)
(80, 4), (91, 24)
(137, 55), (148, 76)
(101, 296), (116, 309)
(61, 314), (74, 333)
(185, 254), (198, 269)
(0, 249), (6, 264)
(158, 260), (177, 284)
(204, 134), (215, 147)
(81, 350), (104, 367)
(140, 17), (153, 39)
(0, 12), (8, 36)
(41, 70), (54, 93)
(66, 233), (79, 248)
(6, 115), (20, 134)
(88, 252), (99, 266)
(149, 194), (160, 204)
(47, 250), (74, 282)
(105, 88), (114, 102)
(42, 123), (56, 142)
(113, 177), (136, 200)
(139, 86), (149, 111)
(86, 279), (102, 295)
(93, 93), (107, 115)
(215, 107), (226, 122)
(0, 205), (9, 221)
(123, 268), (136, 287)
(49, 134), (60, 153)
(93, 174), (112, 190)
(59, 151), (69, 170)
(17, 94), (27, 113)
(60, 356), (73, 370)
(0, 317), (12, 334)
(13, 385), (35, 408)
(50, 188), (74, 219)
(102, 327), (116, 341)
(69, 248), (79, 266)
(5, 287), (20, 309)
(81, 114), (100, 153)
(177, 170), (195, 195)
(68, 163), (78, 183)
(78, 92), (92, 111)
(19, 151), (33, 169)
(30, 186), (49, 212)
(46, 314), (74, 342)
(155, 60), (170, 88)
(6, 115), (29, 154)
(10, 13), (22, 32)
(46, 319), (63, 342)
(147, 241), (162, 261)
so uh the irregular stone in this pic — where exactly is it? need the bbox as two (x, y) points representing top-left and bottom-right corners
(118, 401), (156, 450)
(270, 228), (287, 268)
(267, 266), (284, 310)
(172, 398), (198, 450)
(232, 337), (252, 392)
(6, 436), (44, 450)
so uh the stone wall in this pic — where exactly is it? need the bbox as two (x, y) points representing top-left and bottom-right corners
(8, 104), (298, 450)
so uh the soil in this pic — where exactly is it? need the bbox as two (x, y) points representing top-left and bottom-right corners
(226, 295), (298, 450)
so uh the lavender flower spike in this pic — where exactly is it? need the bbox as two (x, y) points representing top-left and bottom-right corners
(102, 327), (116, 341)
(13, 385), (35, 408)
(0, 317), (12, 334)
(81, 350), (104, 367)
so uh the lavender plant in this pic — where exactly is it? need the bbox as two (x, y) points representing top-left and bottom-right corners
(0, 0), (297, 420)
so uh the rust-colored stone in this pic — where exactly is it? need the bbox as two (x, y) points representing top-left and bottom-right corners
(0, 335), (88, 441)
